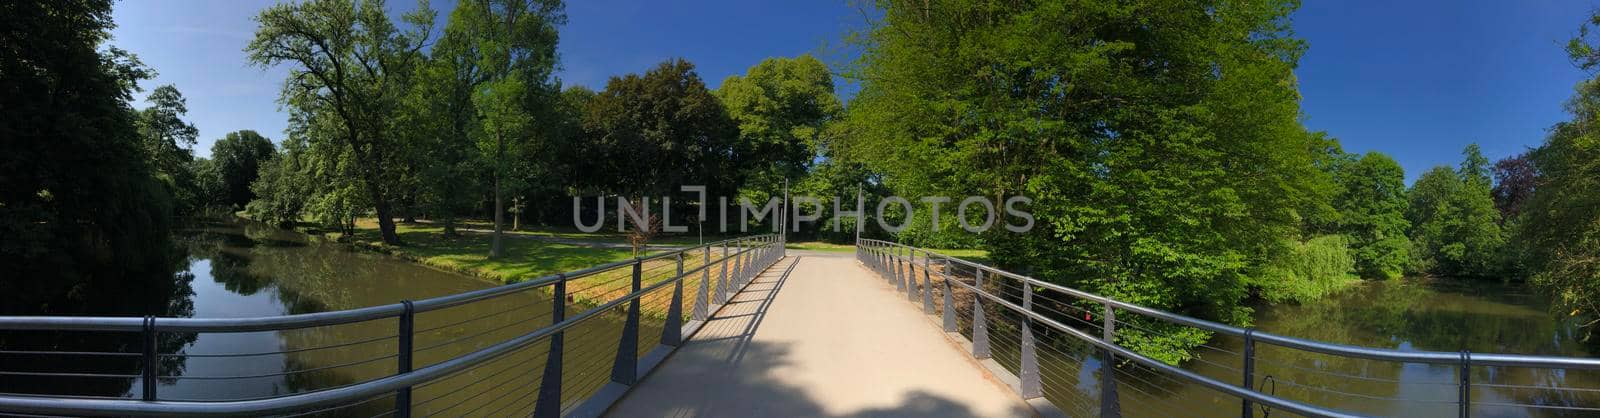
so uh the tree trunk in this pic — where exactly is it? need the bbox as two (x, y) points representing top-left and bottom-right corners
(443, 217), (457, 237)
(490, 131), (505, 259)
(512, 196), (521, 231)
(374, 198), (401, 245)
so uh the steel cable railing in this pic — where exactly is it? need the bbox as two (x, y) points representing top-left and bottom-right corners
(857, 238), (1600, 418)
(0, 233), (786, 417)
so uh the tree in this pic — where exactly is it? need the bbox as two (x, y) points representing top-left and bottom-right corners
(1520, 30), (1600, 322)
(444, 0), (564, 257)
(579, 59), (740, 199)
(1491, 152), (1536, 220)
(1331, 152), (1412, 279)
(245, 141), (308, 228)
(838, 0), (1323, 363)
(1407, 145), (1504, 277)
(0, 0), (176, 312)
(717, 55), (843, 201)
(212, 130), (277, 210)
(136, 85), (211, 214)
(137, 85), (199, 178)
(246, 0), (435, 245)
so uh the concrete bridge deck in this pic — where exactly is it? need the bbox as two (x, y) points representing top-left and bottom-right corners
(609, 252), (1032, 417)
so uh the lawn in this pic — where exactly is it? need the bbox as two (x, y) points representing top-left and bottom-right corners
(336, 219), (771, 317)
(786, 241), (990, 264)
(342, 219), (639, 283)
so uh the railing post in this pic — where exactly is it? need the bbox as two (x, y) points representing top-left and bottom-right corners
(1460, 350), (1471, 418)
(1101, 302), (1121, 417)
(907, 249), (919, 302)
(734, 239), (745, 286)
(921, 254), (935, 313)
(396, 300), (415, 418)
(140, 316), (157, 401)
(972, 270), (990, 359)
(883, 240), (896, 277)
(1241, 329), (1254, 418)
(663, 253), (685, 347)
(611, 259), (642, 386)
(743, 238), (753, 282)
(1020, 281), (1042, 398)
(895, 246), (907, 293)
(532, 275), (566, 418)
(716, 245), (730, 305)
(695, 246), (710, 321)
(942, 260), (956, 333)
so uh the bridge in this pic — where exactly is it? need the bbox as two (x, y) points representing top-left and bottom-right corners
(1, 235), (1599, 417)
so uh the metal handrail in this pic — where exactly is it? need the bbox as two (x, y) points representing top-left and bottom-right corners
(855, 238), (1600, 418)
(858, 238), (1600, 370)
(0, 233), (787, 417)
(0, 235), (764, 333)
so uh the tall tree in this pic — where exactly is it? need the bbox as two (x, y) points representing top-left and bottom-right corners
(579, 59), (740, 199)
(1407, 144), (1504, 277)
(1331, 152), (1412, 279)
(437, 0), (565, 258)
(1491, 152), (1536, 220)
(1521, 16), (1600, 323)
(211, 130), (277, 210)
(838, 0), (1322, 363)
(137, 85), (199, 178)
(136, 85), (209, 213)
(0, 0), (175, 311)
(246, 0), (434, 245)
(717, 54), (843, 200)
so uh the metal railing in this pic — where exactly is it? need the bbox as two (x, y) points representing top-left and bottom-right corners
(0, 234), (786, 417)
(856, 238), (1600, 418)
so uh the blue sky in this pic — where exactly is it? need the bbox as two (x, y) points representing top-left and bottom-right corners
(111, 1), (1596, 183)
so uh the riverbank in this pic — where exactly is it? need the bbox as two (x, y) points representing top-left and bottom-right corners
(306, 218), (773, 317)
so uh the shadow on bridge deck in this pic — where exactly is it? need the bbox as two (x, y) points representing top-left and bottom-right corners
(607, 252), (1033, 417)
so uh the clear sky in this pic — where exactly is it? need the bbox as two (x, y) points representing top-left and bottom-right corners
(110, 1), (1596, 183)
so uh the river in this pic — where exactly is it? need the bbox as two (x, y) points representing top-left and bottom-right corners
(1013, 278), (1600, 417)
(0, 220), (644, 416)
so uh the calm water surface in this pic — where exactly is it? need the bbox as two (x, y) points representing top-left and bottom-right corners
(1052, 279), (1600, 417)
(0, 220), (637, 416)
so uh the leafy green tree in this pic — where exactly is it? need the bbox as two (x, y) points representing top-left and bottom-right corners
(1256, 235), (1356, 303)
(190, 157), (226, 211)
(1331, 152), (1412, 279)
(718, 55), (843, 200)
(578, 59), (740, 199)
(247, 0), (435, 245)
(211, 130), (277, 210)
(0, 0), (176, 312)
(137, 85), (199, 177)
(247, 137), (313, 228)
(135, 85), (212, 214)
(429, 0), (564, 257)
(1407, 145), (1504, 277)
(839, 0), (1324, 363)
(1519, 19), (1600, 320)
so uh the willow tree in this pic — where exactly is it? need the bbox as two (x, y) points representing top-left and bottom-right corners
(839, 0), (1326, 363)
(247, 0), (434, 245)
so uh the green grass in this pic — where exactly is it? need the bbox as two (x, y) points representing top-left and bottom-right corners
(785, 241), (991, 263)
(785, 241), (856, 252)
(342, 219), (637, 283)
(333, 219), (767, 317)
